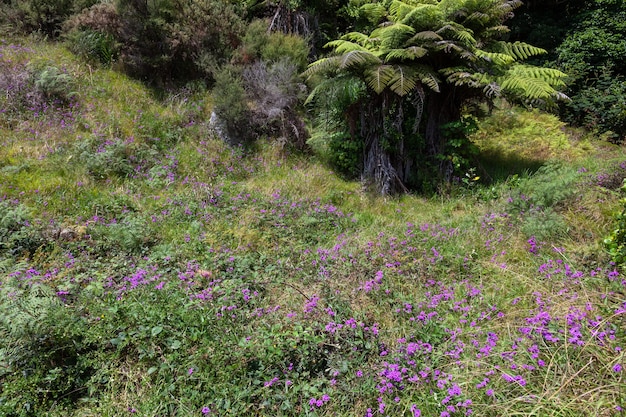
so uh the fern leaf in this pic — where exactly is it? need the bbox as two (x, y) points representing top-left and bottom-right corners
(389, 65), (419, 96)
(365, 65), (395, 94)
(475, 49), (515, 66)
(325, 39), (369, 54)
(414, 64), (440, 92)
(407, 30), (442, 44)
(361, 3), (388, 24)
(385, 45), (428, 62)
(389, 0), (414, 21)
(376, 23), (416, 49)
(496, 41), (547, 60)
(303, 56), (341, 78)
(339, 50), (382, 69)
(341, 32), (374, 47)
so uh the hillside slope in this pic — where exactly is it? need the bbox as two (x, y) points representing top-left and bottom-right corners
(1, 38), (625, 416)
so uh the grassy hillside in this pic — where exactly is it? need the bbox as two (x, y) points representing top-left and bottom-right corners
(1, 38), (625, 416)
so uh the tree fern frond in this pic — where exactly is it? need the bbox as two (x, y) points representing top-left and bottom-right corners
(437, 23), (476, 45)
(361, 3), (388, 24)
(484, 25), (510, 35)
(389, 0), (415, 22)
(384, 45), (428, 62)
(325, 39), (370, 54)
(494, 41), (547, 60)
(341, 31), (375, 47)
(465, 11), (490, 26)
(414, 64), (440, 92)
(339, 50), (383, 70)
(303, 56), (341, 78)
(365, 65), (395, 93)
(389, 65), (419, 96)
(475, 49), (515, 66)
(400, 3), (440, 25)
(499, 73), (559, 100)
(406, 30), (442, 44)
(374, 23), (416, 49)
(305, 74), (364, 107)
(506, 65), (567, 87)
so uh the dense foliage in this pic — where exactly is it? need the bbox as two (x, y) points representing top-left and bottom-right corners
(305, 0), (566, 193)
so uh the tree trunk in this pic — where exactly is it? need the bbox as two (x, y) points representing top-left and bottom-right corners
(424, 87), (461, 182)
(358, 93), (410, 195)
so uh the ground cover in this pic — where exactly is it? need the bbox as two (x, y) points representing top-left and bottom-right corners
(1, 38), (625, 416)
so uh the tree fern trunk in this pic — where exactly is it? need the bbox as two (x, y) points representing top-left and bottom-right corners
(358, 93), (409, 195)
(425, 87), (461, 182)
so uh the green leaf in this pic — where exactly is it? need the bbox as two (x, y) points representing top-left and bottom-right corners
(151, 325), (163, 336)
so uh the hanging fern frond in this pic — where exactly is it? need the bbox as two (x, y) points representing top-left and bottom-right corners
(415, 64), (441, 92)
(389, 65), (420, 96)
(365, 64), (395, 93)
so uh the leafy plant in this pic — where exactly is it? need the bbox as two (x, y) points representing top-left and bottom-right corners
(32, 65), (77, 103)
(604, 181), (626, 265)
(0, 281), (96, 416)
(305, 0), (567, 194)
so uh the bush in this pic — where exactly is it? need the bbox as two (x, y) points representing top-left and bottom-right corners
(604, 181), (626, 265)
(211, 67), (253, 145)
(234, 19), (310, 71)
(556, 0), (626, 141)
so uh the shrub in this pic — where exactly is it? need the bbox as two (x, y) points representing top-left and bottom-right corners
(556, 0), (626, 141)
(77, 136), (135, 181)
(604, 181), (626, 265)
(211, 67), (253, 145)
(235, 19), (310, 71)
(242, 59), (309, 148)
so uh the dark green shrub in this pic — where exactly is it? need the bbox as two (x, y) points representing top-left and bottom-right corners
(604, 181), (626, 265)
(235, 19), (310, 71)
(32, 65), (77, 103)
(556, 0), (626, 141)
(65, 29), (119, 66)
(105, 0), (244, 82)
(328, 131), (362, 177)
(211, 67), (253, 144)
(76, 136), (135, 180)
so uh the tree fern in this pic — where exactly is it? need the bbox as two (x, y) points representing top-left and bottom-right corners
(365, 64), (396, 93)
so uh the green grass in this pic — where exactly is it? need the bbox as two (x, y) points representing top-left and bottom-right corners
(1, 38), (626, 417)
